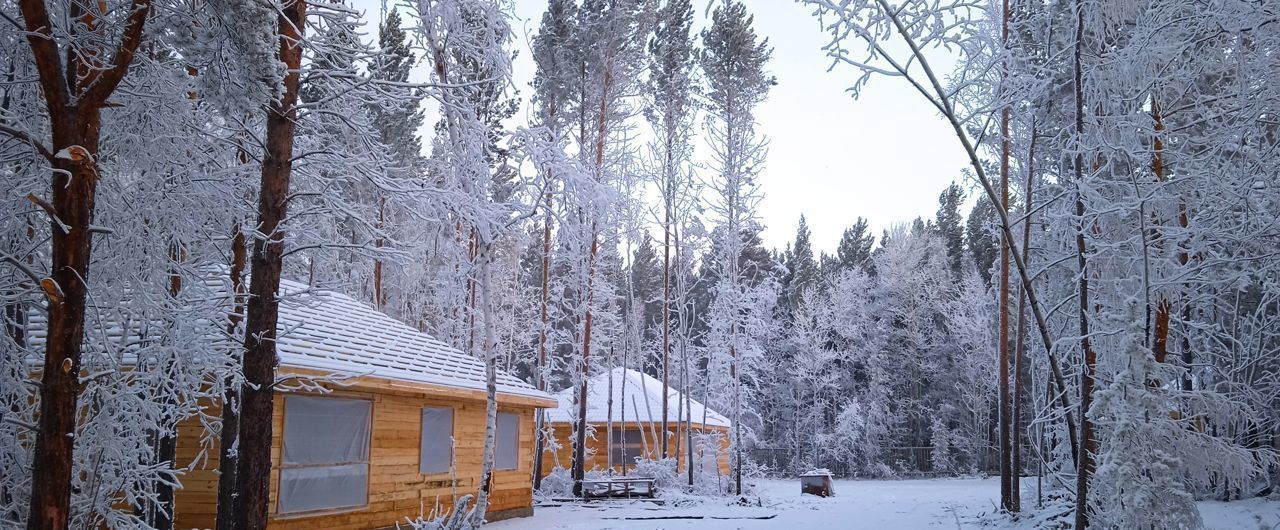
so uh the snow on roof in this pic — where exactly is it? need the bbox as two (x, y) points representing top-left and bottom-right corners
(267, 278), (549, 401)
(24, 274), (550, 403)
(546, 367), (730, 428)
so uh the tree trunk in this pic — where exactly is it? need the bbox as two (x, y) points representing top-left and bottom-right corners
(997, 0), (1016, 510)
(1071, 0), (1096, 525)
(532, 188), (553, 491)
(661, 184), (672, 460)
(23, 137), (99, 530)
(573, 68), (611, 497)
(233, 2), (305, 528)
(373, 196), (385, 309)
(571, 225), (599, 498)
(469, 243), (500, 526)
(215, 223), (247, 530)
(998, 107), (1013, 513)
(1011, 125), (1037, 514)
(18, 0), (150, 526)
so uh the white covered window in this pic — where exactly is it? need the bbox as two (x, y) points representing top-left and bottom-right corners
(279, 395), (371, 514)
(495, 412), (520, 470)
(420, 407), (454, 474)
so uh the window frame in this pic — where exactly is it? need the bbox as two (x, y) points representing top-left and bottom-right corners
(495, 412), (520, 471)
(609, 426), (645, 465)
(276, 394), (374, 517)
(419, 406), (455, 475)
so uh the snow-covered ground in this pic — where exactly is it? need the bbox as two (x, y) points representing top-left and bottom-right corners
(490, 478), (1280, 529)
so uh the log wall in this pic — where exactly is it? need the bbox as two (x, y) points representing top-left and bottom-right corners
(174, 384), (542, 530)
(539, 421), (731, 479)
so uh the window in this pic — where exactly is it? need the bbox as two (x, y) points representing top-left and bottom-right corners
(609, 427), (644, 465)
(278, 395), (371, 514)
(420, 407), (454, 474)
(495, 412), (520, 470)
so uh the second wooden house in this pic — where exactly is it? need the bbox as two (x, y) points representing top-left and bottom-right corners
(539, 368), (731, 479)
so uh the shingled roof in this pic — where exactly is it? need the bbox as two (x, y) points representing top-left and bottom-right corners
(24, 274), (551, 403)
(267, 278), (549, 401)
(546, 368), (731, 428)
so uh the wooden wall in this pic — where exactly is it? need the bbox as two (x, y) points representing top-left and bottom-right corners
(174, 386), (541, 530)
(539, 421), (731, 478)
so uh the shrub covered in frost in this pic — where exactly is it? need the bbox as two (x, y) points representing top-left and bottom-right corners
(535, 466), (574, 499)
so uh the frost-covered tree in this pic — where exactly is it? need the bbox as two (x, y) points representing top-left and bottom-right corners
(806, 0), (1280, 525)
(700, 0), (775, 495)
(558, 0), (648, 497)
(645, 0), (696, 460)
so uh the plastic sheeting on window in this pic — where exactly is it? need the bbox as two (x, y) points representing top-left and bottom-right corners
(279, 395), (371, 513)
(496, 412), (519, 470)
(420, 407), (453, 474)
(609, 427), (644, 464)
(279, 464), (369, 514)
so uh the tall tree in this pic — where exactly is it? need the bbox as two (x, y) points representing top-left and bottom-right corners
(369, 8), (424, 309)
(8, 0), (152, 527)
(232, 1), (307, 529)
(835, 217), (875, 272)
(417, 0), (516, 523)
(781, 215), (818, 323)
(528, 0), (579, 489)
(566, 0), (647, 497)
(646, 0), (696, 461)
(935, 182), (965, 278)
(701, 0), (774, 495)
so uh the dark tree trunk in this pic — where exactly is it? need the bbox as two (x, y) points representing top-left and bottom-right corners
(16, 0), (150, 527)
(232, 2), (305, 529)
(1011, 126), (1037, 514)
(997, 0), (1015, 510)
(571, 227), (599, 498)
(532, 182), (553, 491)
(215, 224), (247, 530)
(661, 182), (671, 459)
(1071, 0), (1096, 525)
(998, 104), (1013, 512)
(28, 125), (99, 530)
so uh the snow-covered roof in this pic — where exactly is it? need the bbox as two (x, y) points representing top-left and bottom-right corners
(266, 278), (549, 401)
(24, 274), (551, 403)
(546, 368), (731, 428)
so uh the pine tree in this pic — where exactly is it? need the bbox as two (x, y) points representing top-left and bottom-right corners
(566, 0), (648, 498)
(836, 217), (875, 272)
(234, 2), (307, 529)
(966, 195), (999, 286)
(701, 1), (774, 494)
(7, 0), (155, 526)
(935, 182), (965, 278)
(647, 0), (696, 463)
(630, 232), (663, 352)
(528, 0), (579, 490)
(371, 9), (424, 170)
(781, 215), (818, 323)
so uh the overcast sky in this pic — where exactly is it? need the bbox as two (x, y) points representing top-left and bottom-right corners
(355, 0), (971, 254)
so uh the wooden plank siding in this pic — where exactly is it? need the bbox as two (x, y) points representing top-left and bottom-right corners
(174, 381), (544, 530)
(539, 422), (731, 479)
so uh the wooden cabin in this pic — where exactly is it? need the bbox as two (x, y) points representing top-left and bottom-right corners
(173, 279), (556, 530)
(539, 368), (731, 478)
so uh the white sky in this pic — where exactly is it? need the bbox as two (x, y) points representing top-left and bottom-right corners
(353, 0), (970, 254)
